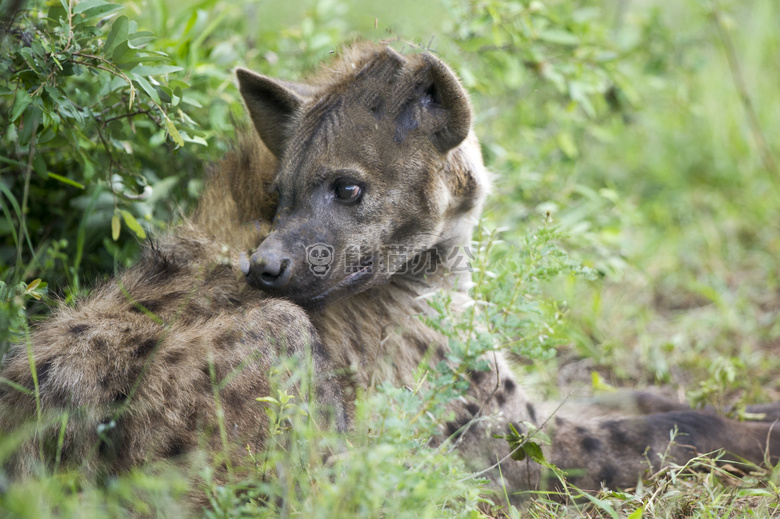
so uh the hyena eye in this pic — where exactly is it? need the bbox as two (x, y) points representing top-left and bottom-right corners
(333, 179), (364, 205)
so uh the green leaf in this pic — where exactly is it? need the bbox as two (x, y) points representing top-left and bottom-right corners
(164, 116), (184, 147)
(74, 1), (122, 22)
(537, 29), (580, 46)
(128, 31), (155, 48)
(111, 41), (137, 66)
(133, 65), (183, 76)
(19, 105), (42, 146)
(577, 492), (620, 519)
(104, 15), (129, 57)
(591, 371), (616, 392)
(11, 91), (32, 123)
(73, 0), (109, 14)
(180, 132), (207, 146)
(32, 154), (47, 179)
(130, 73), (160, 104)
(120, 210), (146, 239)
(627, 507), (644, 519)
(26, 279), (41, 292)
(111, 213), (120, 241)
(557, 131), (578, 159)
(522, 441), (545, 463)
(47, 173), (85, 189)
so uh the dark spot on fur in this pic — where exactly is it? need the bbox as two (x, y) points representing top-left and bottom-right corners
(35, 359), (52, 386)
(555, 416), (565, 426)
(130, 291), (185, 315)
(526, 403), (537, 423)
(165, 350), (184, 364)
(133, 299), (162, 314)
(503, 378), (516, 393)
(68, 324), (90, 336)
(205, 263), (234, 285)
(409, 335), (430, 356)
(597, 464), (618, 488)
(143, 242), (184, 283)
(133, 338), (158, 358)
(581, 434), (602, 453)
(162, 439), (187, 458)
(186, 411), (199, 430)
(126, 365), (142, 385)
(469, 369), (486, 385)
(605, 420), (630, 448)
(496, 392), (506, 406)
(445, 417), (470, 439)
(310, 335), (328, 360)
(215, 331), (238, 351)
(221, 389), (245, 410)
(277, 311), (296, 328)
(91, 337), (108, 350)
(113, 391), (128, 403)
(465, 403), (480, 416)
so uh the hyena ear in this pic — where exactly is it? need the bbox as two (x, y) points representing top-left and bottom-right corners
(236, 67), (307, 158)
(419, 53), (472, 153)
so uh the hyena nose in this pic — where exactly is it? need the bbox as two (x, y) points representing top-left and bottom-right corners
(244, 250), (292, 290)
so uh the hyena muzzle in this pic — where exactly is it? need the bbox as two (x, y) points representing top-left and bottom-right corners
(0, 42), (778, 505)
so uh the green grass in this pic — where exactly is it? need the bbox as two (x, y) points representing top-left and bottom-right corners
(1, 0), (780, 516)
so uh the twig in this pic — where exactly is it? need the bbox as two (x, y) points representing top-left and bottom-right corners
(103, 109), (151, 124)
(709, 1), (777, 176)
(62, 0), (74, 53)
(16, 126), (37, 275)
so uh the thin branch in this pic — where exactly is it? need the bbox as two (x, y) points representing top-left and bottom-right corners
(103, 109), (151, 124)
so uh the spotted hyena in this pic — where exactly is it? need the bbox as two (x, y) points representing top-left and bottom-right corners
(1, 42), (778, 503)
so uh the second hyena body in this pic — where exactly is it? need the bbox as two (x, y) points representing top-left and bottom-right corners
(1, 43), (778, 500)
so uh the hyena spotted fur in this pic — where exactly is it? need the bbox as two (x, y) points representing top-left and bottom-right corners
(1, 42), (779, 500)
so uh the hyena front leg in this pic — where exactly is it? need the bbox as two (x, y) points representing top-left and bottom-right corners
(0, 297), (346, 480)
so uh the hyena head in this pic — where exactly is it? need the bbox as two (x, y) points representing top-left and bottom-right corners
(238, 44), (489, 307)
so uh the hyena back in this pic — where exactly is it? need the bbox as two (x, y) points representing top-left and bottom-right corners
(1, 42), (778, 502)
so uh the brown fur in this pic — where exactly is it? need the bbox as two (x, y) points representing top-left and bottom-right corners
(1, 42), (779, 506)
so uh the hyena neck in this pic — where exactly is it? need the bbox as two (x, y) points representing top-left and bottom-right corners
(387, 132), (489, 298)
